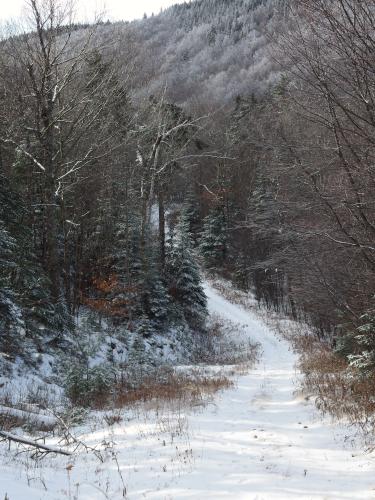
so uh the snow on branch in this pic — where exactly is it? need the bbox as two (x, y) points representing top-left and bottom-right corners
(0, 430), (71, 456)
(0, 138), (46, 172)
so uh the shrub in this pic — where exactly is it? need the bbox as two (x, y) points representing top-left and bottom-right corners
(65, 364), (115, 408)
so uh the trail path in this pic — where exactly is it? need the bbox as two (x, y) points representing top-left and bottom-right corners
(151, 283), (375, 499)
(1, 283), (374, 499)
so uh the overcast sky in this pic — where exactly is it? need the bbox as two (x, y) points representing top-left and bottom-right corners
(0, 0), (187, 24)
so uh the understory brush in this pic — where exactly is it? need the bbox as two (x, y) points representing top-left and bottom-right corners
(64, 314), (258, 411)
(0, 305), (258, 436)
(291, 333), (375, 444)
(194, 313), (259, 367)
(65, 363), (234, 411)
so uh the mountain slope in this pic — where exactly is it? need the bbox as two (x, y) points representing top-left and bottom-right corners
(128, 0), (283, 106)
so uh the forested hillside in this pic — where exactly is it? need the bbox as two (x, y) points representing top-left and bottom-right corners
(130, 0), (283, 105)
(0, 0), (286, 372)
(1, 0), (375, 459)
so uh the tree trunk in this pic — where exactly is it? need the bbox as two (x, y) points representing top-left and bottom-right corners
(158, 188), (166, 269)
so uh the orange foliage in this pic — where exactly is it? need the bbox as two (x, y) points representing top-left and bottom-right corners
(81, 273), (140, 318)
(92, 274), (119, 293)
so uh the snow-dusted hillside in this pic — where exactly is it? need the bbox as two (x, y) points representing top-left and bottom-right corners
(91, 0), (282, 106)
(1, 282), (374, 500)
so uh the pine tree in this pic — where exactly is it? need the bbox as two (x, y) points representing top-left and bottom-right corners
(129, 331), (152, 367)
(167, 214), (207, 330)
(0, 221), (23, 357)
(141, 267), (170, 324)
(244, 173), (287, 307)
(0, 174), (67, 354)
(113, 210), (144, 322)
(86, 208), (170, 328)
(199, 205), (227, 270)
(181, 193), (201, 244)
(336, 304), (375, 374)
(116, 211), (170, 325)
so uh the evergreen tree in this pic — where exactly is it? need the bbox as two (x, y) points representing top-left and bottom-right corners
(129, 330), (153, 368)
(244, 174), (287, 308)
(141, 266), (170, 324)
(0, 221), (22, 357)
(87, 208), (170, 327)
(117, 213), (170, 325)
(0, 174), (67, 354)
(336, 303), (375, 374)
(167, 214), (207, 330)
(181, 192), (201, 244)
(113, 210), (144, 322)
(199, 205), (227, 270)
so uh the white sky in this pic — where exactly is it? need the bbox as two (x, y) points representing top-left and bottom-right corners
(0, 0), (188, 24)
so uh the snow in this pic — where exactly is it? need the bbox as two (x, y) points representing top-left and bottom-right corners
(1, 282), (375, 499)
(0, 406), (57, 428)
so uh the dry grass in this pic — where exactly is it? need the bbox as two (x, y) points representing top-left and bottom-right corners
(292, 333), (375, 440)
(267, 314), (375, 444)
(86, 367), (234, 411)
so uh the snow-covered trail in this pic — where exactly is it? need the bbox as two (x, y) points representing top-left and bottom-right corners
(1, 283), (375, 500)
(150, 284), (375, 499)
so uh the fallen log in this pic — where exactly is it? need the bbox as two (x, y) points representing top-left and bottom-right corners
(0, 430), (71, 456)
(0, 405), (58, 428)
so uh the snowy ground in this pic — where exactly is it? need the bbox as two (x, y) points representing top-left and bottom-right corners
(1, 282), (375, 499)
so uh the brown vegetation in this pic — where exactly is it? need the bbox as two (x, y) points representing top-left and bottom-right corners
(68, 366), (234, 412)
(292, 333), (375, 442)
(116, 369), (233, 410)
